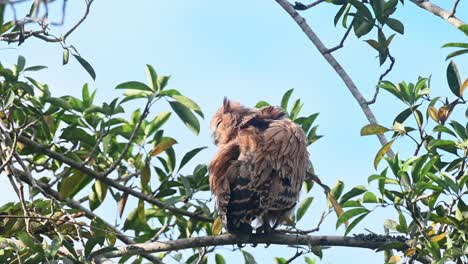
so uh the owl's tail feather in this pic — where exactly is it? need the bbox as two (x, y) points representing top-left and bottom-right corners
(226, 176), (257, 235)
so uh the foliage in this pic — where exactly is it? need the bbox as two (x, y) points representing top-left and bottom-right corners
(350, 61), (467, 263)
(0, 0), (467, 263)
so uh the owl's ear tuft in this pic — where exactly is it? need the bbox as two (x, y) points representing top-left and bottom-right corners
(223, 97), (231, 112)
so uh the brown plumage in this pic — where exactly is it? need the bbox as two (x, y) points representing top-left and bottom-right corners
(209, 98), (309, 234)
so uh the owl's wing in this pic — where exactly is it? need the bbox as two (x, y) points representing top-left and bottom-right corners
(209, 141), (258, 233)
(252, 119), (309, 215)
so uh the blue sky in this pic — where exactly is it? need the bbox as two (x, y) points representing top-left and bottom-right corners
(0, 0), (467, 263)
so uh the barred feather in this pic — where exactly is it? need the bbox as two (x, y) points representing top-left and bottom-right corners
(209, 99), (309, 234)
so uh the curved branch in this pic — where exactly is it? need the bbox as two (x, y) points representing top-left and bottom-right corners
(409, 0), (465, 28)
(274, 0), (394, 156)
(94, 233), (407, 260)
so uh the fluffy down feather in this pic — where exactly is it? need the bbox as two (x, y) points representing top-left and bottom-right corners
(209, 98), (309, 234)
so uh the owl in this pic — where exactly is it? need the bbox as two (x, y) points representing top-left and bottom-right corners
(209, 98), (309, 234)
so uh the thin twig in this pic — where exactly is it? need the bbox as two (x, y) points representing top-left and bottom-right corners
(366, 52), (396, 105)
(449, 0), (461, 17)
(293, 0), (325, 10)
(324, 21), (354, 54)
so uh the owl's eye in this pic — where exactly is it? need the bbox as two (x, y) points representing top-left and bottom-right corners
(216, 119), (222, 128)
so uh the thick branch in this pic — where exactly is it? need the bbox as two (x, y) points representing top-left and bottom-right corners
(94, 233), (407, 259)
(409, 0), (465, 28)
(17, 135), (213, 222)
(274, 0), (394, 156)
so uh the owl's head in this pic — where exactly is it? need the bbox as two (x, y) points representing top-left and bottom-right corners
(211, 98), (254, 145)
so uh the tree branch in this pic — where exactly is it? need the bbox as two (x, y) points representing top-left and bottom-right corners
(274, 0), (394, 156)
(16, 135), (213, 222)
(409, 0), (465, 28)
(13, 168), (163, 264)
(93, 233), (408, 260)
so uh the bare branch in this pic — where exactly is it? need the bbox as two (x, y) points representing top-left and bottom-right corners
(63, 0), (93, 40)
(293, 0), (325, 11)
(324, 21), (354, 54)
(450, 0), (461, 17)
(409, 0), (465, 28)
(366, 52), (396, 105)
(274, 0), (394, 157)
(93, 233), (408, 260)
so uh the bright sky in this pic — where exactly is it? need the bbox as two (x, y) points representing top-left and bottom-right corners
(0, 0), (467, 263)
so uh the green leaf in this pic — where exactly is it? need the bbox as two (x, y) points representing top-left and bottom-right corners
(17, 56), (26, 72)
(141, 160), (151, 193)
(336, 207), (369, 228)
(255, 100), (270, 108)
(372, 0), (384, 22)
(442, 42), (468, 48)
(63, 48), (69, 65)
(73, 54), (96, 80)
(241, 250), (257, 264)
(115, 81), (152, 92)
(59, 172), (93, 199)
(386, 18), (404, 34)
(305, 257), (317, 264)
(179, 147), (207, 171)
(296, 197), (314, 221)
(360, 124), (389, 136)
(446, 61), (461, 97)
(445, 49), (468, 60)
(362, 191), (378, 203)
(331, 180), (345, 200)
(280, 89), (294, 110)
(171, 94), (204, 118)
(458, 24), (468, 35)
(215, 254), (226, 264)
(169, 101), (200, 135)
(374, 139), (395, 169)
(354, 17), (374, 38)
(340, 186), (367, 204)
(344, 212), (368, 235)
(89, 180), (107, 211)
(145, 64), (159, 92)
(24, 65), (47, 72)
(349, 0), (373, 20)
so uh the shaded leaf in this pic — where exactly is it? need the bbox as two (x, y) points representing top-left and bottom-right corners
(446, 61), (461, 97)
(296, 197), (314, 221)
(73, 54), (96, 80)
(179, 147), (207, 171)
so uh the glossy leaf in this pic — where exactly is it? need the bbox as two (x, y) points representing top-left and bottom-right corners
(170, 101), (200, 135)
(446, 61), (461, 97)
(296, 197), (314, 221)
(116, 81), (152, 92)
(336, 207), (369, 228)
